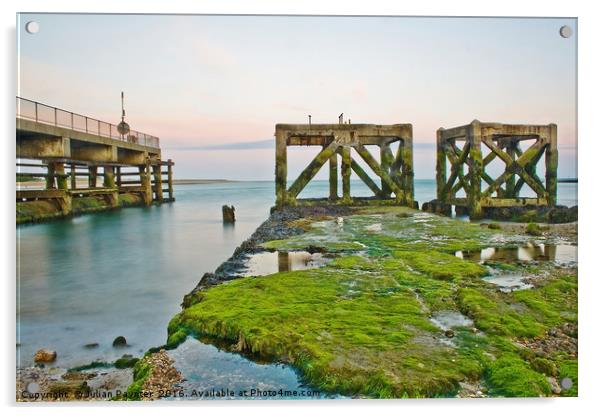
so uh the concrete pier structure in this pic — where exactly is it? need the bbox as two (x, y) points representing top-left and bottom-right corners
(16, 97), (175, 223)
(433, 120), (558, 219)
(274, 123), (414, 207)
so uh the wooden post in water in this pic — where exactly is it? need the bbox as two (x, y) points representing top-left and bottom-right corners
(167, 159), (174, 202)
(153, 164), (163, 202)
(139, 160), (153, 205)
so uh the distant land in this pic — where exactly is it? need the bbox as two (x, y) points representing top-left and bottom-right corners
(172, 179), (238, 185)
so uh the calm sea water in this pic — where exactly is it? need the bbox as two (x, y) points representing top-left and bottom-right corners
(16, 179), (577, 369)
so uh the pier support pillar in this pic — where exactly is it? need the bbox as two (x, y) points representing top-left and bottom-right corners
(45, 163), (55, 189)
(275, 131), (288, 206)
(70, 164), (76, 190)
(103, 166), (116, 188)
(153, 164), (164, 202)
(55, 162), (68, 190)
(139, 162), (153, 206)
(467, 120), (484, 220)
(546, 124), (558, 207)
(341, 146), (351, 203)
(436, 128), (447, 201)
(167, 159), (174, 202)
(88, 166), (98, 188)
(329, 152), (338, 201)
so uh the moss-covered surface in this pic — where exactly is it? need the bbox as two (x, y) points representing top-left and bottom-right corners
(17, 192), (147, 224)
(16, 200), (64, 224)
(169, 207), (577, 398)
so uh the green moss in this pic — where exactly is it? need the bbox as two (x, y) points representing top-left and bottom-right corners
(68, 360), (112, 372)
(119, 193), (143, 207)
(171, 207), (577, 398)
(525, 222), (543, 236)
(486, 355), (551, 397)
(530, 357), (558, 377)
(114, 356), (140, 369)
(16, 200), (63, 223)
(393, 251), (487, 281)
(123, 359), (153, 400)
(487, 223), (501, 230)
(171, 265), (483, 397)
(558, 360), (578, 396)
(72, 197), (106, 212)
(458, 287), (545, 338)
(512, 275), (578, 326)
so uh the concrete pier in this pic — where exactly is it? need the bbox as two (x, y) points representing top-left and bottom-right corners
(433, 120), (558, 219)
(274, 123), (415, 207)
(16, 97), (175, 223)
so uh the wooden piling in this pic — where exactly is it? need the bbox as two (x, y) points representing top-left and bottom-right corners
(546, 124), (558, 207)
(341, 146), (351, 202)
(467, 120), (483, 219)
(167, 159), (174, 202)
(436, 128), (447, 201)
(153, 164), (163, 202)
(329, 152), (338, 201)
(275, 131), (287, 206)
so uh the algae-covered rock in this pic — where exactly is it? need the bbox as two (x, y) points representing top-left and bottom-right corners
(34, 349), (57, 363)
(112, 336), (127, 347)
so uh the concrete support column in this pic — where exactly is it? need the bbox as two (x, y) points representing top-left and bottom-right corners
(545, 124), (558, 207)
(436, 128), (447, 201)
(467, 120), (484, 219)
(380, 144), (392, 198)
(55, 162), (68, 190)
(275, 131), (287, 206)
(88, 166), (98, 188)
(139, 163), (153, 205)
(329, 152), (338, 201)
(103, 166), (116, 188)
(400, 136), (415, 206)
(341, 146), (351, 202)
(70, 164), (76, 190)
(167, 159), (174, 202)
(45, 162), (56, 189)
(153, 164), (164, 202)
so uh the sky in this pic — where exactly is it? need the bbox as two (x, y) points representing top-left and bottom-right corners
(17, 14), (577, 180)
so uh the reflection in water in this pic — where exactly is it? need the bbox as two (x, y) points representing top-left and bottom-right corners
(167, 337), (324, 400)
(457, 244), (577, 264)
(429, 311), (473, 331)
(244, 251), (330, 276)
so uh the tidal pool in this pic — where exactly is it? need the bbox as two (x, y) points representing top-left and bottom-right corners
(241, 251), (330, 276)
(166, 337), (327, 400)
(456, 243), (577, 265)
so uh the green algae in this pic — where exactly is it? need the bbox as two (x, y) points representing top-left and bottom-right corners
(169, 207), (577, 398)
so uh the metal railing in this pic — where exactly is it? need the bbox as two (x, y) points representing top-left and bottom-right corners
(16, 97), (160, 148)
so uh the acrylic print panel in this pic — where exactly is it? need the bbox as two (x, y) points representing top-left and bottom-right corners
(16, 13), (577, 401)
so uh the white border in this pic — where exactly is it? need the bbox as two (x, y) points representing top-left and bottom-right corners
(2, 1), (600, 415)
